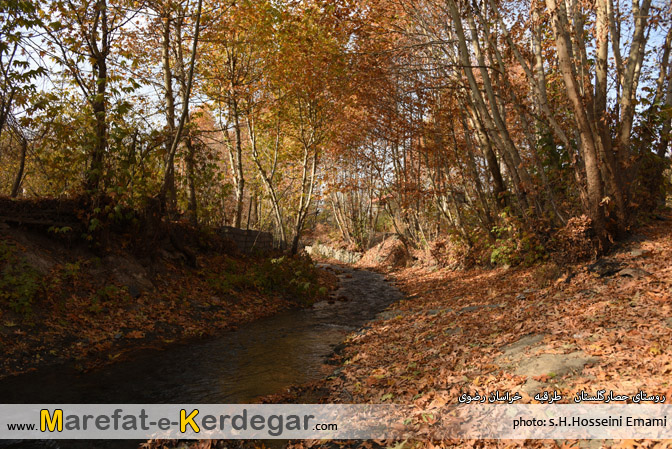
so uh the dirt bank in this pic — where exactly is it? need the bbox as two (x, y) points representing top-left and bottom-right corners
(0, 221), (336, 379)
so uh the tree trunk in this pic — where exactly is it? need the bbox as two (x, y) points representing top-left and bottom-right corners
(291, 143), (318, 255)
(161, 11), (177, 211)
(160, 0), (203, 213)
(657, 63), (672, 158)
(248, 115), (286, 245)
(231, 98), (245, 228)
(448, 0), (530, 213)
(546, 0), (608, 244)
(86, 0), (109, 192)
(464, 103), (507, 210)
(185, 133), (197, 224)
(10, 133), (27, 198)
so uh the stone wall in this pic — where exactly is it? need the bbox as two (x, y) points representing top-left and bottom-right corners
(304, 243), (362, 264)
(219, 226), (275, 253)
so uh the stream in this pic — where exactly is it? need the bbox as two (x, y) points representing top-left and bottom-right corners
(0, 265), (403, 449)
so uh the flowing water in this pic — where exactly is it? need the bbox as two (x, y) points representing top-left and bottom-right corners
(0, 265), (403, 449)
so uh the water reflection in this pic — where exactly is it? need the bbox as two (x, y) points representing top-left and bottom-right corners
(0, 266), (402, 448)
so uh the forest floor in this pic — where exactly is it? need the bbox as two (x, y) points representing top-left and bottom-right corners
(273, 214), (672, 449)
(0, 222), (337, 380)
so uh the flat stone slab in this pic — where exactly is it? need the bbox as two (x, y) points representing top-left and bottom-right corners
(515, 352), (599, 378)
(618, 267), (652, 279)
(629, 248), (652, 258)
(498, 335), (600, 396)
(520, 379), (545, 396)
(376, 310), (406, 320)
(516, 352), (600, 396)
(500, 334), (546, 360)
(457, 303), (503, 314)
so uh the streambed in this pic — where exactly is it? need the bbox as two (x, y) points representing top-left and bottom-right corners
(0, 265), (403, 448)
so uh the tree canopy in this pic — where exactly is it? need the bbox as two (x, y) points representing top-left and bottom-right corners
(1, 0), (671, 260)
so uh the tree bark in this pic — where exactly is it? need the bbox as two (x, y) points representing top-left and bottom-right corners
(247, 114), (286, 245)
(160, 10), (177, 211)
(291, 141), (318, 255)
(160, 0), (203, 212)
(10, 132), (27, 198)
(185, 132), (198, 224)
(85, 0), (109, 192)
(231, 97), (245, 228)
(545, 0), (608, 243)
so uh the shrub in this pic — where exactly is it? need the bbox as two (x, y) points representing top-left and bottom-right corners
(207, 272), (253, 295)
(487, 213), (548, 267)
(0, 241), (44, 316)
(251, 253), (325, 304)
(488, 214), (518, 266)
(205, 253), (327, 304)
